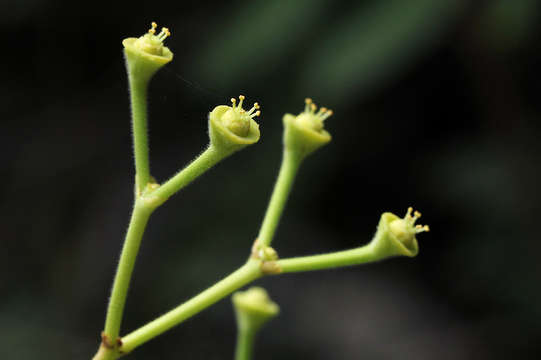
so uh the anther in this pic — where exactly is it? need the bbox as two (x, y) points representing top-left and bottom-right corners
(304, 98), (312, 112)
(317, 107), (327, 115)
(149, 22), (158, 34)
(231, 98), (237, 108)
(406, 207), (413, 218)
(320, 110), (333, 121)
(238, 95), (245, 108)
(247, 103), (259, 115)
(157, 27), (171, 42)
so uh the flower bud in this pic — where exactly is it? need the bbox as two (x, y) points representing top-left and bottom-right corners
(123, 22), (173, 83)
(209, 95), (261, 153)
(371, 207), (430, 258)
(232, 287), (279, 332)
(283, 98), (332, 158)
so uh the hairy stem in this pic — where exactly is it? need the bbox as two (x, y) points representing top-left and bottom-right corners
(103, 202), (153, 342)
(276, 242), (378, 273)
(128, 76), (151, 194)
(150, 145), (226, 201)
(258, 150), (302, 247)
(120, 259), (262, 353)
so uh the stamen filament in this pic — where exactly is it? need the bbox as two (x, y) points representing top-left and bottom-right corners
(249, 110), (261, 119)
(320, 111), (332, 121)
(238, 95), (245, 109)
(247, 103), (259, 115)
(405, 207), (429, 233)
(304, 98), (312, 113)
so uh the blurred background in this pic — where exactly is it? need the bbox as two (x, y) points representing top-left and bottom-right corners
(2, 0), (541, 359)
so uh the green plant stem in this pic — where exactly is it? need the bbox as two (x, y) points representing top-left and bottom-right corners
(235, 328), (256, 360)
(258, 150), (302, 247)
(120, 259), (262, 354)
(103, 201), (153, 343)
(92, 344), (119, 360)
(150, 145), (226, 201)
(276, 242), (378, 273)
(128, 76), (151, 193)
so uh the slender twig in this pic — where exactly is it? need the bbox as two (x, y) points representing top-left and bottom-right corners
(104, 202), (153, 342)
(257, 150), (302, 247)
(235, 328), (256, 360)
(128, 76), (151, 194)
(120, 260), (262, 353)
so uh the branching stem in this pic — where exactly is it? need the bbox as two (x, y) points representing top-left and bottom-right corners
(120, 260), (262, 353)
(104, 202), (153, 342)
(150, 145), (226, 201)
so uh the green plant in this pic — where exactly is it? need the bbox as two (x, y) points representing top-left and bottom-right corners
(232, 287), (279, 360)
(92, 23), (429, 360)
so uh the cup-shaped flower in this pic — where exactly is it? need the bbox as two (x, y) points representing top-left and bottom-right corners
(283, 98), (332, 159)
(209, 95), (261, 154)
(232, 287), (279, 332)
(123, 22), (173, 83)
(371, 207), (430, 258)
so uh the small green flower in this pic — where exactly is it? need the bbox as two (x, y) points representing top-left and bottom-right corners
(209, 95), (261, 153)
(232, 287), (279, 332)
(371, 207), (430, 258)
(123, 22), (173, 83)
(283, 98), (332, 159)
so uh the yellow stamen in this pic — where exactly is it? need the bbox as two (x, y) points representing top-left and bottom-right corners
(304, 98), (312, 112)
(247, 103), (259, 115)
(157, 27), (171, 42)
(320, 109), (333, 121)
(406, 207), (429, 233)
(149, 22), (158, 34)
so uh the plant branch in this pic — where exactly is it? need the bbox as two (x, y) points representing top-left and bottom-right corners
(150, 145), (227, 201)
(235, 328), (256, 360)
(120, 259), (262, 353)
(275, 242), (378, 273)
(128, 76), (151, 194)
(257, 150), (302, 247)
(103, 201), (153, 343)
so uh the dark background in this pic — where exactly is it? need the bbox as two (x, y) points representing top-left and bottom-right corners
(2, 0), (541, 359)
